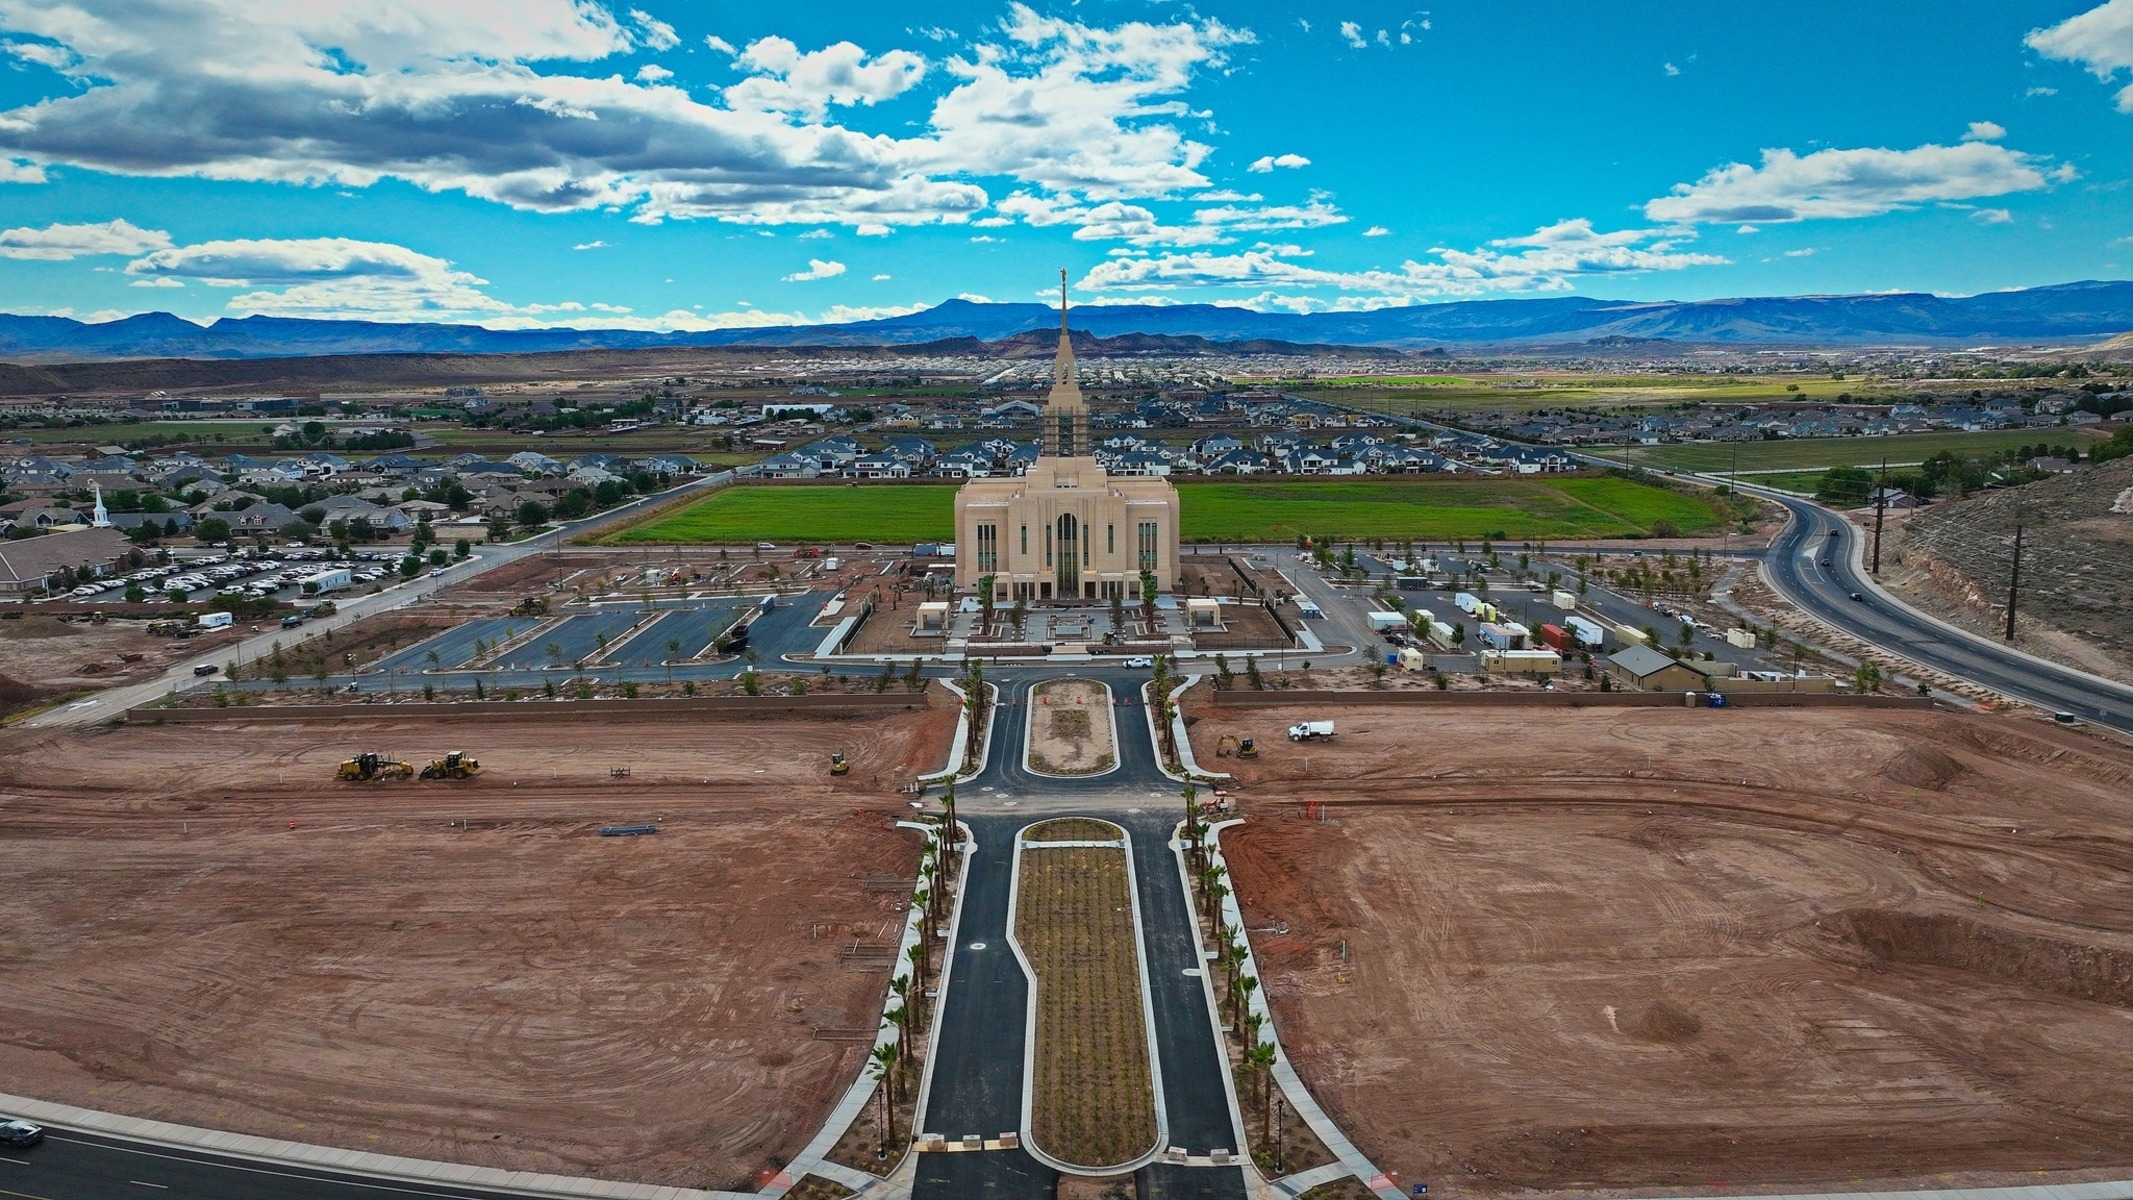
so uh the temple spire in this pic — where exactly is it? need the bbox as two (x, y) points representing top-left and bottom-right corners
(1043, 268), (1088, 458)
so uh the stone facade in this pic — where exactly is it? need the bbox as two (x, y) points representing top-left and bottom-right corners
(954, 275), (1180, 602)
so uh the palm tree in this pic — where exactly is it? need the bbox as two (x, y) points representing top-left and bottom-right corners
(904, 942), (928, 1021)
(867, 1042), (901, 1148)
(1247, 1041), (1278, 1143)
(939, 784), (958, 873)
(888, 974), (912, 1040)
(1232, 975), (1260, 1041)
(911, 887), (931, 941)
(664, 635), (681, 683)
(545, 640), (563, 670)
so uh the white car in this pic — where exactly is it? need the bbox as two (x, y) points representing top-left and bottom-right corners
(1122, 656), (1154, 668)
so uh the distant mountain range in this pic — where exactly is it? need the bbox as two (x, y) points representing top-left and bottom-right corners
(3, 280), (2128, 363)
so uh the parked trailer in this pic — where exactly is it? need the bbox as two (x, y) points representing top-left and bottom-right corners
(1564, 614), (1608, 650)
(1453, 591), (1482, 615)
(300, 567), (352, 595)
(1538, 623), (1570, 653)
(1288, 721), (1336, 741)
(1551, 590), (1578, 610)
(197, 611), (233, 630)
(1367, 611), (1410, 632)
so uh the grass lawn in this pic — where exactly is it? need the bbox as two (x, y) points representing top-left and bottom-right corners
(1608, 428), (2101, 474)
(1015, 828), (1157, 1170)
(602, 476), (1723, 545)
(1175, 477), (1721, 542)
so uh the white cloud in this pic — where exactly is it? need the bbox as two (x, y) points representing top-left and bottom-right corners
(0, 157), (45, 184)
(1339, 21), (1366, 48)
(635, 63), (672, 83)
(925, 4), (1253, 202)
(1736, 224), (1759, 234)
(1078, 218), (1726, 302)
(969, 235), (1000, 243)
(1962, 120), (2007, 141)
(1972, 207), (2014, 224)
(2026, 85), (2059, 96)
(628, 9), (679, 52)
(725, 36), (927, 122)
(1783, 247), (1815, 257)
(1247, 153), (1310, 172)
(856, 222), (892, 236)
(126, 236), (512, 318)
(798, 228), (834, 239)
(2026, 0), (2133, 112)
(1362, 225), (1390, 237)
(1663, 62), (1680, 76)
(572, 239), (609, 250)
(1644, 140), (2065, 224)
(1191, 189), (1260, 202)
(782, 257), (846, 281)
(0, 218), (170, 260)
(127, 275), (183, 287)
(704, 34), (736, 55)
(871, 273), (891, 280)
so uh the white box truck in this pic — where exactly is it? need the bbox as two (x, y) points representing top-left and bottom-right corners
(301, 567), (352, 596)
(1287, 720), (1336, 741)
(196, 611), (234, 630)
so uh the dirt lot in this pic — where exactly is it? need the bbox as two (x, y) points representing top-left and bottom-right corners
(0, 614), (239, 708)
(1194, 702), (2133, 1196)
(1028, 678), (1116, 775)
(0, 700), (956, 1191)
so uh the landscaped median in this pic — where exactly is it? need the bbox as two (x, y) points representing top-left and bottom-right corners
(1012, 818), (1160, 1172)
(1024, 678), (1117, 776)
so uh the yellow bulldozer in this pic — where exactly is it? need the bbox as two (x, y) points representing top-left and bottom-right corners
(419, 750), (481, 780)
(337, 752), (414, 782)
(829, 751), (849, 776)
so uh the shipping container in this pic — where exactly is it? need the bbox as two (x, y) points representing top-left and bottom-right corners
(1551, 590), (1578, 610)
(1538, 623), (1570, 653)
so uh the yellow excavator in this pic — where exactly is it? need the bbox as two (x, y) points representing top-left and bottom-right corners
(829, 751), (850, 776)
(419, 750), (481, 780)
(337, 752), (415, 782)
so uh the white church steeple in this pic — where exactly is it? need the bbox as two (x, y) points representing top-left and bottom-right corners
(1042, 268), (1089, 459)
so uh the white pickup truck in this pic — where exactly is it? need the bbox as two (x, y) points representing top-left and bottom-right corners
(1287, 721), (1335, 741)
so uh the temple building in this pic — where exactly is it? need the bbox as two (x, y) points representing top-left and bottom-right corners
(953, 273), (1180, 603)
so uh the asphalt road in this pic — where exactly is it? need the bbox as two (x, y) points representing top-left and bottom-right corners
(0, 1127), (548, 1200)
(1756, 487), (2133, 734)
(912, 672), (1245, 1200)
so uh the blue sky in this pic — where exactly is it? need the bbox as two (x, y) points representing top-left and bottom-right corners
(0, 0), (2127, 330)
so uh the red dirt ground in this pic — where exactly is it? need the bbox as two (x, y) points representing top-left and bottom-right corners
(1195, 703), (2133, 1197)
(0, 700), (955, 1192)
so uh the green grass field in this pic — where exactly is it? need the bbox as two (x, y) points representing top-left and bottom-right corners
(604, 475), (1722, 545)
(1607, 428), (2101, 474)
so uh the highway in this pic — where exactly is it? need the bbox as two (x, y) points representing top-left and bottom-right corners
(1750, 486), (2133, 735)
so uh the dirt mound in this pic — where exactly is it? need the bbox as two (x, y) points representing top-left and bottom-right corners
(0, 670), (56, 706)
(0, 615), (74, 639)
(1622, 1000), (1702, 1042)
(1878, 744), (1969, 791)
(1839, 909), (2133, 1008)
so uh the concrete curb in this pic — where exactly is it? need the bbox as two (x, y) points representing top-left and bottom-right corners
(1021, 677), (1121, 780)
(767, 818), (945, 1197)
(1006, 819), (1169, 1177)
(0, 1090), (742, 1200)
(909, 820), (975, 1135)
(1200, 822), (1405, 1200)
(1167, 820), (1252, 1164)
(1167, 676), (1230, 781)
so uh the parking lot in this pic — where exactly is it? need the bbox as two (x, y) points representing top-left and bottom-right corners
(67, 546), (426, 610)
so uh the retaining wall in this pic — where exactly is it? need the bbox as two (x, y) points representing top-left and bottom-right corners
(1206, 689), (1936, 711)
(126, 692), (935, 725)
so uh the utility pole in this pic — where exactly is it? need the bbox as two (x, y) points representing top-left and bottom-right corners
(2004, 523), (2023, 641)
(1870, 457), (1889, 576)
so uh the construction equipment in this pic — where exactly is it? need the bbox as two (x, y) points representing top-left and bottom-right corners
(419, 751), (481, 780)
(509, 597), (549, 617)
(1215, 734), (1240, 758)
(337, 752), (414, 782)
(829, 751), (850, 776)
(1237, 736), (1258, 759)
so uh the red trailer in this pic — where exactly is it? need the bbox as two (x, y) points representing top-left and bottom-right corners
(1538, 623), (1571, 653)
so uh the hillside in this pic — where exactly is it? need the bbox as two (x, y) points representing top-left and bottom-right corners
(1889, 456), (2133, 685)
(2, 280), (2129, 364)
